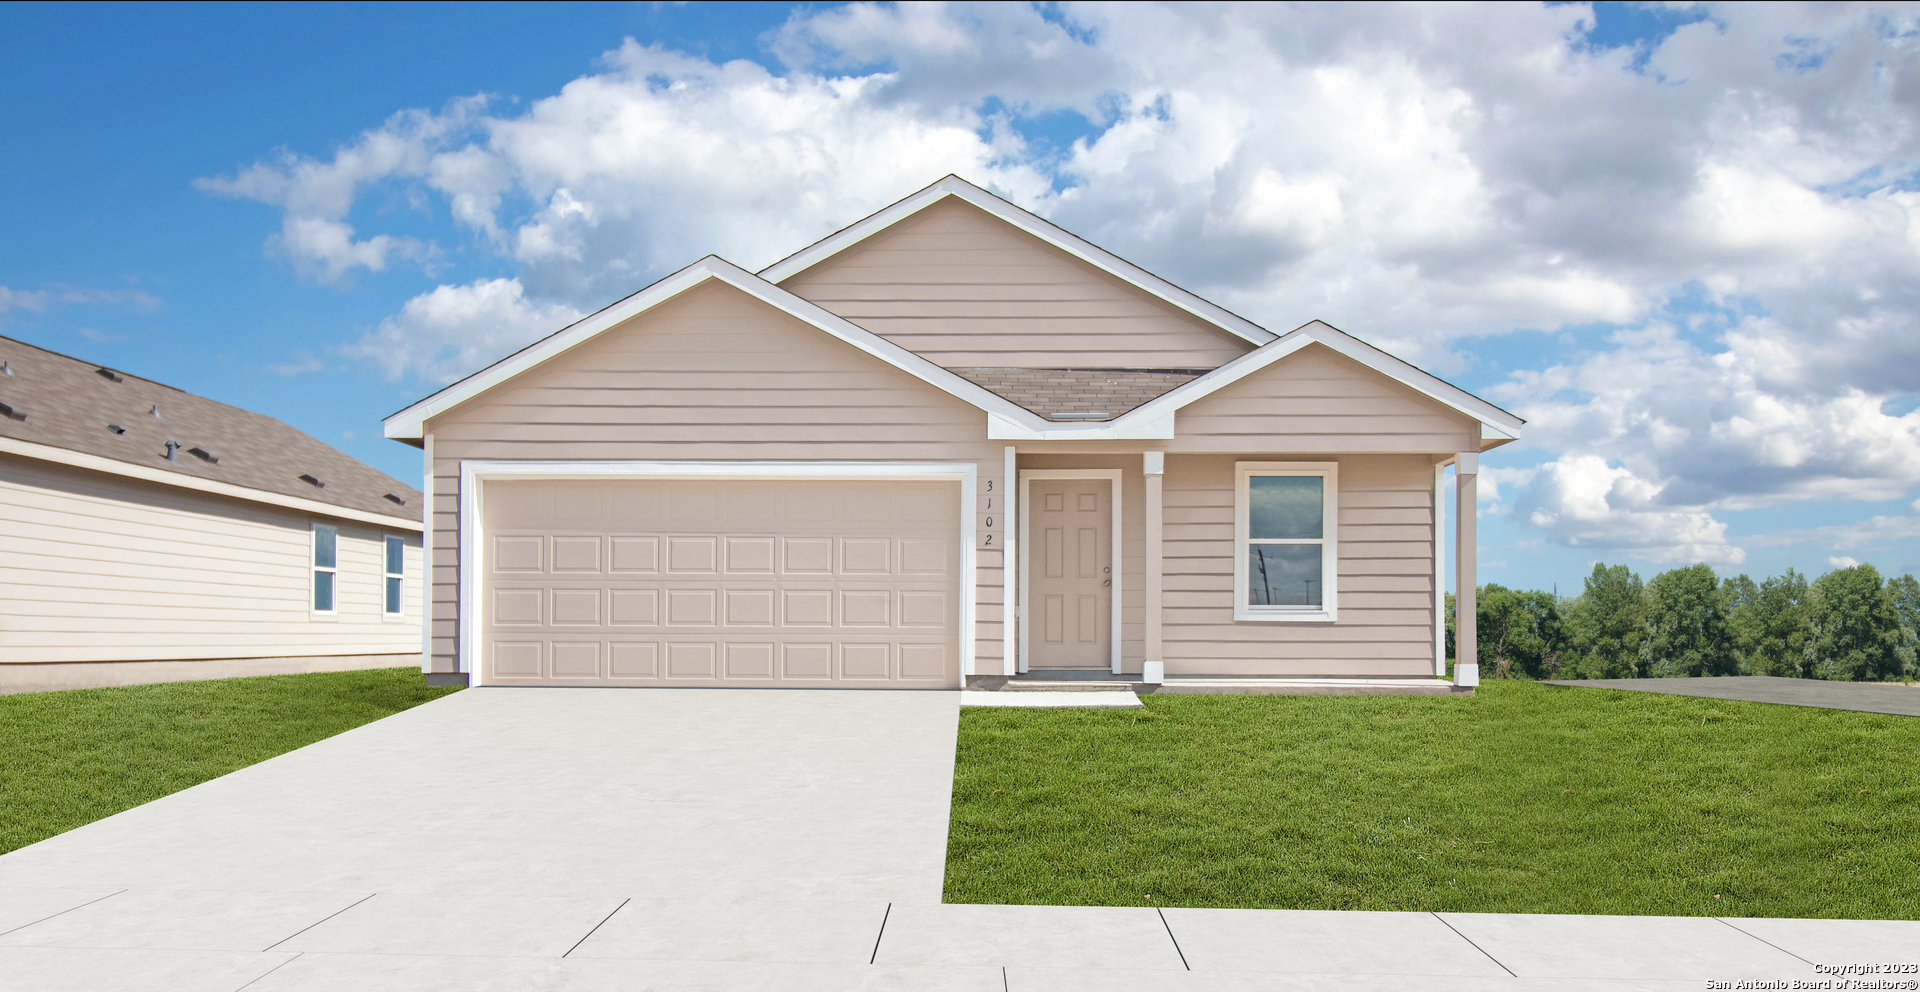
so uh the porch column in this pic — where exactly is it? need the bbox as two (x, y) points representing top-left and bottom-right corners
(1143, 451), (1165, 684)
(1454, 451), (1479, 687)
(1003, 445), (1018, 676)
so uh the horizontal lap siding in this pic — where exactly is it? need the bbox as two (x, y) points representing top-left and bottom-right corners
(425, 281), (1006, 676)
(0, 455), (421, 663)
(1170, 345), (1478, 454)
(1162, 454), (1436, 677)
(780, 198), (1252, 369)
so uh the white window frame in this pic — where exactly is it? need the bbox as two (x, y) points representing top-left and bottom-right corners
(382, 532), (406, 619)
(1234, 461), (1337, 623)
(311, 520), (339, 616)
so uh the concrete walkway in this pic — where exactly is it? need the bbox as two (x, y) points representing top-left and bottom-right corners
(1544, 674), (1920, 717)
(2, 687), (1914, 991)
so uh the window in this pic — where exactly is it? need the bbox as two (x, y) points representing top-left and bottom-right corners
(383, 534), (405, 616)
(312, 523), (338, 613)
(1234, 462), (1337, 622)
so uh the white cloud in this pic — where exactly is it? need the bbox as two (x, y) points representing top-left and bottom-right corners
(268, 351), (328, 376)
(343, 278), (583, 383)
(201, 2), (1920, 564)
(1, 285), (161, 323)
(1829, 556), (1861, 569)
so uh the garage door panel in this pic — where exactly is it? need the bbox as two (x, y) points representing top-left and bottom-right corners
(609, 589), (658, 625)
(609, 642), (659, 678)
(610, 536), (659, 572)
(481, 478), (960, 688)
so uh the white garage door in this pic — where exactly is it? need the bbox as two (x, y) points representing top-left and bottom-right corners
(478, 478), (961, 687)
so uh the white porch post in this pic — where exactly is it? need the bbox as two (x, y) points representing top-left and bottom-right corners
(1454, 451), (1479, 687)
(1002, 445), (1018, 676)
(1143, 451), (1165, 684)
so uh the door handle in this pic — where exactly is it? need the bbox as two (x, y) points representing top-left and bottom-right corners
(1103, 579), (1111, 586)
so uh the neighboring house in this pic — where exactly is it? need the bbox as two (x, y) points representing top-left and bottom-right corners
(385, 176), (1519, 691)
(0, 336), (423, 693)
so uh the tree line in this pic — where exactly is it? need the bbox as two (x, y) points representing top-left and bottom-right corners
(1446, 562), (1920, 682)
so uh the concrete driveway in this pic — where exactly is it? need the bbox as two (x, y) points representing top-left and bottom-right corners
(0, 687), (968, 990)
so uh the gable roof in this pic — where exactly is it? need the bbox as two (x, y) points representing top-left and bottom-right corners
(386, 181), (1523, 448)
(0, 335), (421, 527)
(383, 256), (1069, 440)
(759, 175), (1278, 349)
(1096, 320), (1525, 442)
(951, 368), (1206, 421)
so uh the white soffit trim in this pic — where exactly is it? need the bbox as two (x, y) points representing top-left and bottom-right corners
(382, 255), (1052, 440)
(987, 411), (1175, 440)
(0, 433), (423, 531)
(1108, 320), (1527, 439)
(757, 175), (1278, 348)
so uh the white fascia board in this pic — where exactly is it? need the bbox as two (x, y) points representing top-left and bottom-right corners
(0, 434), (423, 531)
(383, 255), (1052, 440)
(1296, 321), (1526, 437)
(1096, 320), (1527, 440)
(987, 411), (1175, 440)
(758, 175), (1277, 348)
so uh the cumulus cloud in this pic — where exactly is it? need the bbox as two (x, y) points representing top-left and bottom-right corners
(200, 1), (1920, 564)
(342, 278), (583, 383)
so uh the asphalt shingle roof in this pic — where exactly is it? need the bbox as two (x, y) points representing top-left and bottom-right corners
(0, 335), (420, 522)
(947, 367), (1208, 421)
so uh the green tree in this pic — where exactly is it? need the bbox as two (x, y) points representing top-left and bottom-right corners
(1566, 563), (1646, 678)
(1887, 573), (1920, 680)
(1644, 564), (1736, 677)
(1476, 584), (1567, 679)
(1809, 564), (1904, 681)
(1728, 569), (1812, 677)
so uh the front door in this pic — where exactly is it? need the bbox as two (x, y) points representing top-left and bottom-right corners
(1026, 478), (1112, 669)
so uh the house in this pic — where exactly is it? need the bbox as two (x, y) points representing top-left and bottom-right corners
(385, 176), (1518, 692)
(0, 336), (423, 693)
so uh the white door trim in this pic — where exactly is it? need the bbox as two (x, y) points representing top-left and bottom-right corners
(1017, 469), (1123, 675)
(458, 459), (979, 688)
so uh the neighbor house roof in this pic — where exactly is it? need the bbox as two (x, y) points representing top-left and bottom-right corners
(0, 335), (421, 528)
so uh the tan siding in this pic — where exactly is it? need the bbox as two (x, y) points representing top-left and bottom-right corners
(1171, 344), (1479, 454)
(424, 281), (1006, 676)
(780, 198), (1253, 368)
(0, 454), (421, 664)
(1160, 453), (1437, 677)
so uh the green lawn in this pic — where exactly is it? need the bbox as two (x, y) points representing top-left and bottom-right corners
(945, 680), (1920, 918)
(0, 667), (458, 856)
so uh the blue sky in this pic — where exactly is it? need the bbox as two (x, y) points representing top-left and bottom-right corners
(5, 2), (1919, 593)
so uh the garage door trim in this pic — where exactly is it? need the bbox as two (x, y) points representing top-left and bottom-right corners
(458, 460), (978, 687)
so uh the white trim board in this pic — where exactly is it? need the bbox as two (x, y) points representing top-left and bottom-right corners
(0, 433), (422, 531)
(1017, 469), (1124, 675)
(758, 175), (1278, 348)
(384, 256), (1054, 441)
(456, 459), (979, 687)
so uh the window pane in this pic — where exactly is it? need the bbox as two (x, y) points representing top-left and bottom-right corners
(1248, 476), (1322, 540)
(313, 524), (337, 569)
(385, 576), (402, 614)
(314, 570), (335, 611)
(1248, 544), (1323, 607)
(385, 535), (404, 576)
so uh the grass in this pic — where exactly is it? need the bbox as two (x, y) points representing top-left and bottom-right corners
(944, 680), (1920, 918)
(0, 667), (458, 856)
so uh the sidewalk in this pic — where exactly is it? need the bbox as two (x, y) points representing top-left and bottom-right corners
(2, 886), (1914, 991)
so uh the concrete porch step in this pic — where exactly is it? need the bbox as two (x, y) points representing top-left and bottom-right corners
(1156, 677), (1465, 696)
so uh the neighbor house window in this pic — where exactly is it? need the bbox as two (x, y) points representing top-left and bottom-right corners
(312, 522), (338, 613)
(1234, 462), (1337, 622)
(383, 534), (405, 616)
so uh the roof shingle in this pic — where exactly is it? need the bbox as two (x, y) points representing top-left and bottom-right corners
(0, 335), (420, 522)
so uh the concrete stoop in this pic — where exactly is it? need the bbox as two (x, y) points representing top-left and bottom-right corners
(966, 671), (1468, 697)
